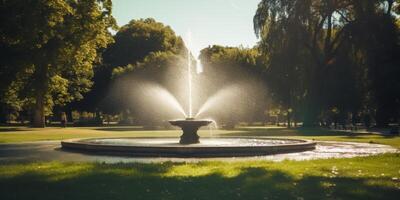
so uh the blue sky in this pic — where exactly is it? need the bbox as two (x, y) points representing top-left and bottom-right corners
(112, 0), (261, 56)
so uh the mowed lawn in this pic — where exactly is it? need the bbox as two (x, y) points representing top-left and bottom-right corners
(0, 126), (399, 199)
(1, 125), (400, 148)
(0, 154), (399, 199)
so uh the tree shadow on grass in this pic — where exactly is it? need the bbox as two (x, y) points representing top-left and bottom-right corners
(0, 164), (398, 200)
(93, 127), (145, 132)
(223, 127), (376, 137)
(0, 127), (30, 132)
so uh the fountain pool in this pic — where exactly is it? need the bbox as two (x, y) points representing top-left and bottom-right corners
(61, 137), (316, 157)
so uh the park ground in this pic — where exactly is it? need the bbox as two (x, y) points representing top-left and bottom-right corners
(0, 126), (399, 199)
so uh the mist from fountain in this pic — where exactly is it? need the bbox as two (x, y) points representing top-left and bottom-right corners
(195, 84), (242, 118)
(148, 84), (188, 118)
(112, 31), (267, 130)
(206, 119), (218, 137)
(129, 81), (187, 119)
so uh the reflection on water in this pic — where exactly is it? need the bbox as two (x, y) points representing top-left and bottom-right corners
(85, 138), (301, 147)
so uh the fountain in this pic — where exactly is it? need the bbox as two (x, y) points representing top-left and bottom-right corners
(168, 34), (212, 144)
(169, 118), (212, 144)
(61, 33), (316, 157)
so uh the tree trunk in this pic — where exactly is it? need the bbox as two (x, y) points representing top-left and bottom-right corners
(0, 104), (7, 124)
(66, 109), (73, 122)
(334, 119), (338, 129)
(375, 107), (389, 128)
(303, 71), (321, 127)
(0, 114), (6, 124)
(387, 0), (393, 15)
(276, 115), (279, 126)
(287, 112), (291, 128)
(303, 100), (319, 127)
(33, 91), (45, 128)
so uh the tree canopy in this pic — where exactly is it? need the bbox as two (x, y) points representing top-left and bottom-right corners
(199, 45), (268, 126)
(254, 0), (400, 127)
(104, 18), (185, 67)
(69, 18), (187, 124)
(0, 0), (116, 127)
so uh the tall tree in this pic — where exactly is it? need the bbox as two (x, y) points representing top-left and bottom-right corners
(0, 0), (115, 127)
(349, 0), (400, 127)
(253, 7), (309, 127)
(71, 18), (186, 118)
(254, 0), (400, 127)
(254, 0), (354, 126)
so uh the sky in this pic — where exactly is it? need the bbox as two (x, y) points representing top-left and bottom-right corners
(112, 0), (261, 57)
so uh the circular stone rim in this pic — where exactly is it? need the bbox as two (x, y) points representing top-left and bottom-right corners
(61, 137), (316, 157)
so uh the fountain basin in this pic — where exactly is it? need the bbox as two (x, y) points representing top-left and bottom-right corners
(61, 137), (316, 157)
(169, 118), (212, 144)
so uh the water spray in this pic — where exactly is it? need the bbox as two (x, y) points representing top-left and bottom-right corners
(187, 31), (193, 118)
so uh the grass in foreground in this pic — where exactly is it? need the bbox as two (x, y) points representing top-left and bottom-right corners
(0, 126), (399, 199)
(0, 154), (399, 199)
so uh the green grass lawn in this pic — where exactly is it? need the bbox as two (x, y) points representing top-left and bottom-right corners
(0, 126), (182, 143)
(223, 126), (400, 148)
(0, 154), (399, 199)
(1, 126), (399, 148)
(0, 126), (399, 199)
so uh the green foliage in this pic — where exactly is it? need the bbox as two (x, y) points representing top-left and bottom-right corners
(104, 18), (185, 67)
(199, 45), (268, 124)
(71, 18), (186, 117)
(200, 45), (263, 85)
(0, 0), (116, 126)
(112, 51), (181, 77)
(108, 18), (186, 79)
(349, 2), (400, 126)
(254, 0), (400, 127)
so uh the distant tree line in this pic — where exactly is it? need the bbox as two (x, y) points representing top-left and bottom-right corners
(1, 0), (399, 129)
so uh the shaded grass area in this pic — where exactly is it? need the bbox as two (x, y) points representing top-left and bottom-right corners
(0, 154), (399, 200)
(1, 126), (399, 148)
(222, 127), (400, 148)
(0, 126), (242, 143)
(0, 126), (183, 143)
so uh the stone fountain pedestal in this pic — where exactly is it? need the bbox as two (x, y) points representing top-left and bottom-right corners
(169, 118), (212, 144)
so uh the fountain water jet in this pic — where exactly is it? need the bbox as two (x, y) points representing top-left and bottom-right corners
(187, 33), (193, 118)
(169, 31), (212, 144)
